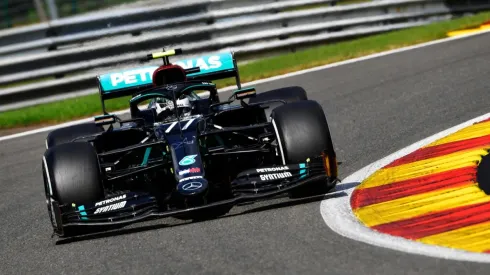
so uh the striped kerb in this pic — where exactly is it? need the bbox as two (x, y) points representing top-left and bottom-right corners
(351, 119), (490, 253)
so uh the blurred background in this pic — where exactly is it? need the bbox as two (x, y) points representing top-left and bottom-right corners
(1, 0), (175, 29)
(1, 0), (490, 132)
(2, 0), (341, 30)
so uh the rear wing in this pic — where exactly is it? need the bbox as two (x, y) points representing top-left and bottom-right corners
(96, 50), (241, 113)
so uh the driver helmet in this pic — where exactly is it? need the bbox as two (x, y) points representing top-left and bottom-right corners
(154, 96), (192, 118)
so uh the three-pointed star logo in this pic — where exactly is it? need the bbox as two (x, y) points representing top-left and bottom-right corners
(182, 182), (202, 191)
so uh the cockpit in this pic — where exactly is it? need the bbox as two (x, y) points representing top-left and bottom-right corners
(129, 81), (217, 125)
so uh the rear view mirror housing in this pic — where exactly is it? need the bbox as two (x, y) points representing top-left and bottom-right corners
(233, 87), (256, 100)
(94, 114), (117, 126)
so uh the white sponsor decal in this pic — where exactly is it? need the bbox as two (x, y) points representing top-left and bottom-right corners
(110, 67), (156, 86)
(95, 194), (126, 206)
(179, 176), (204, 182)
(260, 172), (292, 181)
(94, 201), (127, 214)
(256, 166), (289, 173)
(174, 56), (222, 71)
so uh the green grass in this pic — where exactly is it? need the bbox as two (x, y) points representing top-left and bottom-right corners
(2, 11), (490, 129)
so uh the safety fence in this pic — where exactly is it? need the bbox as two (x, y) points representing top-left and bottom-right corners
(0, 0), (489, 111)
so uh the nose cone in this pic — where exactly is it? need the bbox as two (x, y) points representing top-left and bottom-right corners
(177, 177), (208, 196)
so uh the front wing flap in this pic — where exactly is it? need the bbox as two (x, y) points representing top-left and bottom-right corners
(231, 156), (329, 195)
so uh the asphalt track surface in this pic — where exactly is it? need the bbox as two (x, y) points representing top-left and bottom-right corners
(2, 33), (490, 275)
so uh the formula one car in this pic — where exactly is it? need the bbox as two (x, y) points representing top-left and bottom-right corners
(41, 48), (339, 237)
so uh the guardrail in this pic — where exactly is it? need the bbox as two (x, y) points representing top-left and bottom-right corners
(0, 0), (208, 48)
(0, 0), (334, 53)
(0, 0), (178, 30)
(0, 0), (489, 112)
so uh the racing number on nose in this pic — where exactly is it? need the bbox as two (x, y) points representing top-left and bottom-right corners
(179, 155), (197, 166)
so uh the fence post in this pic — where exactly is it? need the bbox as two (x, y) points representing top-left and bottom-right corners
(45, 0), (59, 20)
(34, 0), (48, 22)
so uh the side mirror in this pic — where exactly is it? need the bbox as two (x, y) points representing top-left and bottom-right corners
(94, 114), (117, 126)
(233, 87), (256, 100)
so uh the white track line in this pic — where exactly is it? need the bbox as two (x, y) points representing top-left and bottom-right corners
(320, 112), (490, 263)
(2, 28), (490, 143)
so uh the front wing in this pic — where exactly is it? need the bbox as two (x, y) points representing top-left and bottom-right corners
(51, 152), (337, 236)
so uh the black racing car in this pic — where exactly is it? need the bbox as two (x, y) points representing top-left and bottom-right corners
(41, 49), (339, 237)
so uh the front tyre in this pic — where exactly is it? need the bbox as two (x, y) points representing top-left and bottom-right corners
(271, 100), (337, 197)
(43, 142), (104, 236)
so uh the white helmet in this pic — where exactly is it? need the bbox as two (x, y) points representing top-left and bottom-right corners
(155, 97), (192, 117)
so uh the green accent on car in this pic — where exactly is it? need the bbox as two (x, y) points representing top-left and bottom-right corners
(299, 163), (307, 179)
(175, 52), (236, 78)
(141, 147), (152, 166)
(77, 205), (88, 220)
(99, 66), (157, 93)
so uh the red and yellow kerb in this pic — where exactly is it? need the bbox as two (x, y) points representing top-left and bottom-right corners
(351, 118), (490, 253)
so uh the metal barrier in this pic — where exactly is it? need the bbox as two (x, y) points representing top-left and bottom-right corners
(0, 0), (489, 112)
(0, 0), (333, 52)
(0, 0), (179, 30)
(0, 0), (208, 47)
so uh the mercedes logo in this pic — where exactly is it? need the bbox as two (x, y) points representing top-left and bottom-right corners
(182, 181), (202, 191)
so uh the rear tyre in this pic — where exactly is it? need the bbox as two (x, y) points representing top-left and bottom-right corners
(249, 86), (307, 121)
(43, 142), (104, 236)
(271, 100), (337, 198)
(46, 123), (103, 149)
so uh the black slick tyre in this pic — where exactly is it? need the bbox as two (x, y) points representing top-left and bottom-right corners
(43, 142), (104, 236)
(271, 100), (336, 197)
(46, 123), (103, 149)
(43, 142), (103, 205)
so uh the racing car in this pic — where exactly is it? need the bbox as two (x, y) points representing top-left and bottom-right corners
(41, 48), (339, 237)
